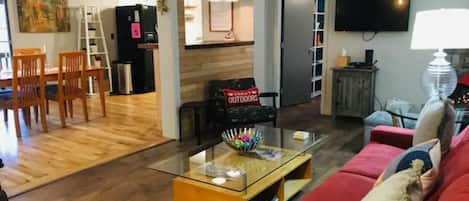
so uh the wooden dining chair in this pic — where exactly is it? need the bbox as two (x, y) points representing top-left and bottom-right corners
(45, 51), (88, 127)
(13, 48), (42, 56)
(0, 54), (48, 136)
(13, 48), (44, 122)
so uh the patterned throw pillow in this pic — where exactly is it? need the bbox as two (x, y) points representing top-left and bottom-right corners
(362, 160), (424, 201)
(413, 97), (455, 155)
(223, 87), (260, 108)
(375, 139), (441, 197)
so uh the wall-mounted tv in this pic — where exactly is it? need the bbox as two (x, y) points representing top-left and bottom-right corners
(335, 0), (411, 32)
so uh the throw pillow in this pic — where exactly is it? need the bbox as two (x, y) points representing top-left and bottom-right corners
(375, 139), (441, 197)
(223, 87), (260, 107)
(362, 160), (424, 201)
(413, 97), (455, 155)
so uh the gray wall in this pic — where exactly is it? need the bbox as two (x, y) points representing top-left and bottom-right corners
(325, 0), (469, 108)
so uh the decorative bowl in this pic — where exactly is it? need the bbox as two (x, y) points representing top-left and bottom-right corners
(222, 128), (263, 153)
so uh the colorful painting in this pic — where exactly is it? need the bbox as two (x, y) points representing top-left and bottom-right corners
(17, 0), (70, 32)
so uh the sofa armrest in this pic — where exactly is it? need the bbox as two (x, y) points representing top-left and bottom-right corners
(370, 126), (415, 149)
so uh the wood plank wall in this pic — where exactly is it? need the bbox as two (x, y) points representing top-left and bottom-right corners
(177, 0), (254, 103)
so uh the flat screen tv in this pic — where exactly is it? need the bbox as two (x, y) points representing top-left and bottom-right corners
(335, 0), (411, 32)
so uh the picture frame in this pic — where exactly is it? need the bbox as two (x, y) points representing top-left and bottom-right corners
(16, 0), (71, 33)
(209, 2), (233, 32)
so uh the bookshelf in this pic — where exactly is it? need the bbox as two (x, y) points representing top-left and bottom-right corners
(311, 0), (326, 98)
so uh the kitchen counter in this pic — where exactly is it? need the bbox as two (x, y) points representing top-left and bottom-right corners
(185, 40), (254, 49)
(137, 43), (159, 49)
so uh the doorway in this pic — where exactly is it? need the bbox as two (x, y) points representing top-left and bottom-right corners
(280, 0), (314, 107)
(280, 0), (325, 111)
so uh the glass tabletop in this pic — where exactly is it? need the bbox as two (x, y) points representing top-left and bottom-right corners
(385, 99), (469, 124)
(147, 125), (324, 192)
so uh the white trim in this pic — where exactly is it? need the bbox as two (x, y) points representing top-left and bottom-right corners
(158, 0), (181, 139)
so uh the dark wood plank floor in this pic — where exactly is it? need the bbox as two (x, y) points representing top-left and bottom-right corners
(9, 98), (364, 201)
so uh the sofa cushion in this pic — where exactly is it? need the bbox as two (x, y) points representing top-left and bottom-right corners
(450, 126), (469, 149)
(377, 139), (441, 197)
(301, 172), (375, 201)
(362, 160), (424, 201)
(413, 97), (455, 155)
(340, 142), (405, 179)
(223, 87), (260, 107)
(426, 128), (469, 201)
(438, 174), (469, 201)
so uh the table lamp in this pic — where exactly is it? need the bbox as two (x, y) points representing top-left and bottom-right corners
(411, 9), (469, 98)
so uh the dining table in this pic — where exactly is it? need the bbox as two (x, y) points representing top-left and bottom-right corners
(0, 67), (107, 117)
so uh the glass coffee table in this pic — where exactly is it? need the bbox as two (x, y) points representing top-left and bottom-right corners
(148, 125), (325, 201)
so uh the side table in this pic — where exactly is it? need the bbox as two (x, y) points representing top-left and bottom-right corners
(179, 101), (207, 145)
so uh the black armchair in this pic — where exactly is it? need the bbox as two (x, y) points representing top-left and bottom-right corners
(207, 78), (278, 128)
(0, 159), (7, 201)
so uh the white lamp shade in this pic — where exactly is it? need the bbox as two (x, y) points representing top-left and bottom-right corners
(411, 9), (469, 50)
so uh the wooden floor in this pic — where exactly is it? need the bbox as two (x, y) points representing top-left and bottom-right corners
(9, 97), (364, 201)
(0, 92), (170, 197)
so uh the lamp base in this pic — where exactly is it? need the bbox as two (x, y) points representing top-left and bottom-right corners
(422, 49), (457, 98)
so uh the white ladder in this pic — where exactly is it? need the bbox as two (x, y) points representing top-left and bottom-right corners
(77, 5), (113, 94)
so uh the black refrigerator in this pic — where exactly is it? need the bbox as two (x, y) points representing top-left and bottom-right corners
(116, 4), (158, 94)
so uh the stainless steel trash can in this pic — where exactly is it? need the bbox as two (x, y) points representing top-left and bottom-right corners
(117, 62), (133, 94)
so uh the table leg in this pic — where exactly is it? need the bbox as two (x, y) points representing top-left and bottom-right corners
(179, 108), (183, 142)
(97, 70), (106, 117)
(194, 109), (201, 145)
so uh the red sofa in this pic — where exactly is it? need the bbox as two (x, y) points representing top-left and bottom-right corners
(302, 125), (469, 201)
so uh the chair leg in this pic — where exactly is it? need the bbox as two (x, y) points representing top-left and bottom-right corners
(23, 108), (31, 128)
(13, 109), (21, 137)
(68, 100), (74, 118)
(63, 100), (68, 118)
(3, 109), (7, 122)
(34, 106), (39, 123)
(46, 99), (49, 115)
(27, 108), (32, 127)
(39, 102), (48, 133)
(58, 100), (66, 128)
(21, 108), (26, 126)
(81, 97), (88, 122)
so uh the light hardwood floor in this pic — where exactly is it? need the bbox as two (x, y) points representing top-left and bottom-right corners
(0, 92), (170, 197)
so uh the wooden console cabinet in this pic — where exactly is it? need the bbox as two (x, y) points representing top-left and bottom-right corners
(332, 67), (378, 118)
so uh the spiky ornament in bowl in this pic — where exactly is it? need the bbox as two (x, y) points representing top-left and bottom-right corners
(222, 128), (263, 153)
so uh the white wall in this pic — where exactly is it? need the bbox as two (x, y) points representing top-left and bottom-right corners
(157, 0), (181, 139)
(8, 0), (82, 66)
(201, 0), (253, 42)
(253, 0), (281, 107)
(184, 0), (203, 44)
(7, 0), (154, 66)
(233, 0), (254, 41)
(324, 0), (469, 111)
